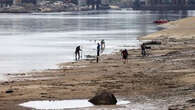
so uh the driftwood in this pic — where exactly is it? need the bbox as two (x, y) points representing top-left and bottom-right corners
(5, 90), (14, 94)
(85, 55), (96, 59)
(145, 46), (151, 49)
(187, 99), (195, 103)
(143, 41), (161, 45)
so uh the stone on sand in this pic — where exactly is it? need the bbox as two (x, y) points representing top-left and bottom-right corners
(88, 91), (117, 105)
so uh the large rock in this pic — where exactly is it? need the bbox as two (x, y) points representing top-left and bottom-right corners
(88, 91), (117, 105)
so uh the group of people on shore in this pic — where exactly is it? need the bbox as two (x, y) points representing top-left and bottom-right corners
(120, 42), (150, 64)
(75, 39), (148, 64)
(75, 39), (105, 63)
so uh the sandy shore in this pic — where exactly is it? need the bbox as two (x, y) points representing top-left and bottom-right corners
(0, 17), (195, 110)
(141, 17), (195, 40)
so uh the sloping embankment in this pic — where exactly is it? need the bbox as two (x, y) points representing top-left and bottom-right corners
(141, 17), (195, 40)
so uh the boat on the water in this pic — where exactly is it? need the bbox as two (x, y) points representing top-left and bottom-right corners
(153, 19), (169, 24)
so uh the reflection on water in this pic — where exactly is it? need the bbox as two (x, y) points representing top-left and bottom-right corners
(19, 95), (190, 110)
(19, 99), (130, 109)
(20, 99), (94, 109)
(0, 10), (194, 74)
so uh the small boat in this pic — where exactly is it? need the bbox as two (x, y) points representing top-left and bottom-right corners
(153, 20), (169, 24)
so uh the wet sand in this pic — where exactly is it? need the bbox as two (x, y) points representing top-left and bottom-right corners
(0, 17), (195, 110)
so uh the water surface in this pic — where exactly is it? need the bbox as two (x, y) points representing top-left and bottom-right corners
(19, 99), (130, 109)
(0, 10), (194, 75)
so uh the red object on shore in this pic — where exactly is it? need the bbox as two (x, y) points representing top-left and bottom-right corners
(153, 20), (169, 24)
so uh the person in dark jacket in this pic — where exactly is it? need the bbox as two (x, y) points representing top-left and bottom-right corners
(96, 43), (100, 63)
(141, 43), (146, 57)
(75, 45), (82, 61)
(101, 39), (105, 50)
(121, 49), (128, 64)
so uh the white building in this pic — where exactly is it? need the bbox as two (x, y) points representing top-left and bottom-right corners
(102, 0), (109, 5)
(78, 0), (87, 6)
(13, 0), (22, 5)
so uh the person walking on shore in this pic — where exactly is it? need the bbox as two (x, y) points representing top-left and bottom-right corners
(100, 39), (105, 53)
(101, 39), (105, 49)
(121, 49), (128, 64)
(96, 43), (100, 63)
(75, 45), (82, 61)
(141, 43), (146, 57)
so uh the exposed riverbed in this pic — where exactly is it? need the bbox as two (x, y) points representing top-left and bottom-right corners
(0, 15), (195, 110)
(0, 10), (194, 76)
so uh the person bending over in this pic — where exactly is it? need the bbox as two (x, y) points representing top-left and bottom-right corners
(121, 49), (128, 64)
(75, 45), (82, 61)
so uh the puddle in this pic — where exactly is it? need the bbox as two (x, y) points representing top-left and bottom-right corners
(19, 99), (130, 109)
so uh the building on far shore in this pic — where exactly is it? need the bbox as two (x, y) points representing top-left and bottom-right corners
(0, 0), (110, 10)
(132, 0), (195, 10)
(77, 0), (87, 6)
(0, 0), (13, 7)
(13, 0), (37, 5)
(144, 0), (188, 6)
(101, 0), (109, 5)
(0, 0), (41, 8)
(78, 0), (109, 10)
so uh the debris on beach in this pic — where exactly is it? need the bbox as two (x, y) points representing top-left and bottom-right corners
(85, 55), (96, 59)
(5, 90), (14, 94)
(187, 99), (195, 103)
(89, 91), (117, 105)
(143, 41), (161, 45)
(168, 104), (185, 110)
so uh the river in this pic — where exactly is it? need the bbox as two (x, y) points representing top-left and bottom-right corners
(0, 10), (194, 78)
